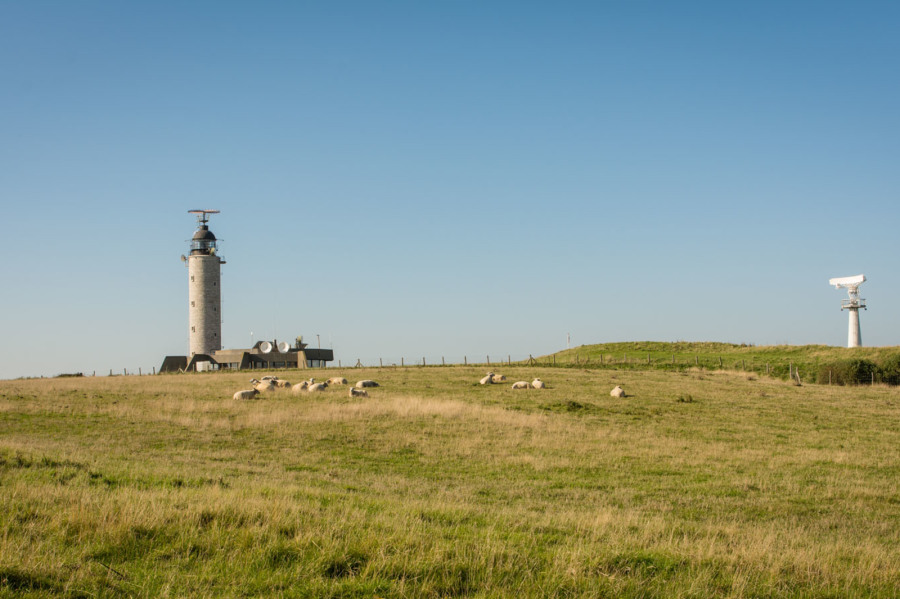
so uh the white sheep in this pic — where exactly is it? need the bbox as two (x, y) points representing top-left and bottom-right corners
(532, 378), (546, 389)
(355, 380), (379, 389)
(610, 385), (625, 398)
(274, 379), (292, 388)
(491, 373), (507, 383)
(479, 372), (495, 385)
(511, 381), (532, 390)
(349, 387), (369, 398)
(291, 381), (309, 394)
(308, 382), (329, 392)
(233, 389), (260, 400)
(328, 377), (348, 385)
(251, 379), (276, 392)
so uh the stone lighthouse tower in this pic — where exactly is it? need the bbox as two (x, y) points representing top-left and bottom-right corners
(186, 210), (225, 357)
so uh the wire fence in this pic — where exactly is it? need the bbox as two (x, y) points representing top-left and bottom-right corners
(80, 353), (900, 387)
(331, 352), (900, 387)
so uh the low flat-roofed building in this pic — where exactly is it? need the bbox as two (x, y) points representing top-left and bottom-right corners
(160, 340), (334, 373)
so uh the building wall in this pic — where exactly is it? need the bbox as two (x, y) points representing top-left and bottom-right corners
(188, 254), (223, 356)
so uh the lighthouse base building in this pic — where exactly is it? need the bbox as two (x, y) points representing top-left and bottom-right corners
(160, 341), (334, 373)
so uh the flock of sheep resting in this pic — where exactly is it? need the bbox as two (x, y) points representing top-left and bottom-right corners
(231, 376), (379, 400)
(232, 372), (627, 399)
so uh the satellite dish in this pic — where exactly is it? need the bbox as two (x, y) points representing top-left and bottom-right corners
(259, 341), (273, 354)
(277, 341), (290, 353)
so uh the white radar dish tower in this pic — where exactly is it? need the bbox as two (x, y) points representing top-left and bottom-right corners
(829, 274), (866, 348)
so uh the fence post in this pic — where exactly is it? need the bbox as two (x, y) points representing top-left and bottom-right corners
(487, 355), (490, 365)
(648, 353), (651, 365)
(696, 355), (699, 366)
(379, 358), (383, 367)
(872, 371), (875, 385)
(766, 363), (769, 375)
(338, 360), (342, 368)
(401, 357), (404, 367)
(110, 369), (113, 376)
(508, 355), (511, 366)
(423, 357), (426, 366)
(672, 354), (675, 364)
(464, 356), (467, 365)
(829, 369), (832, 385)
(139, 368), (142, 376)
(442, 356), (445, 366)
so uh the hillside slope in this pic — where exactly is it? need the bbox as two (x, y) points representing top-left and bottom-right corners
(538, 341), (900, 384)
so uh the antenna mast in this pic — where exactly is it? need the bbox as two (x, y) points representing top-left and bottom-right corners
(829, 274), (867, 348)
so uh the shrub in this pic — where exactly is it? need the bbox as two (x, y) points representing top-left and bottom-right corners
(817, 359), (879, 385)
(876, 354), (900, 385)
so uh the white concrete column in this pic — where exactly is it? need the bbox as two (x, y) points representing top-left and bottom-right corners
(847, 308), (862, 348)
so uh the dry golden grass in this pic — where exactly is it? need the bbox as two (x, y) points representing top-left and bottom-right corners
(1, 366), (899, 597)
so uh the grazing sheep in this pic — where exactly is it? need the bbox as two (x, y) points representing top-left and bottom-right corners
(491, 374), (507, 383)
(349, 387), (369, 398)
(610, 385), (625, 398)
(328, 377), (348, 385)
(532, 378), (546, 389)
(274, 379), (292, 388)
(291, 381), (309, 394)
(511, 381), (532, 389)
(479, 372), (495, 385)
(233, 389), (260, 400)
(308, 382), (329, 392)
(355, 380), (379, 389)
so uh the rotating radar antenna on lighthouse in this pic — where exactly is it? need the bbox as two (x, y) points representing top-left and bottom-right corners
(188, 209), (220, 225)
(829, 274), (867, 348)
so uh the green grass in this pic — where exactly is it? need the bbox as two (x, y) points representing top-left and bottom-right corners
(537, 341), (900, 382)
(1, 365), (900, 597)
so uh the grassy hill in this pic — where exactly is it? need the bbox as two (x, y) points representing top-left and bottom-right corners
(2, 366), (900, 597)
(536, 341), (900, 384)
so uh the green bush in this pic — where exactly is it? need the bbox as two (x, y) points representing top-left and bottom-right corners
(817, 359), (879, 385)
(876, 354), (900, 385)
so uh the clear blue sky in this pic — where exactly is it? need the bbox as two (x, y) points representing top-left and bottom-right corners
(2, 1), (898, 379)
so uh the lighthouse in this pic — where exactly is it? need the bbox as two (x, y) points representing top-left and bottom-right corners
(186, 210), (225, 357)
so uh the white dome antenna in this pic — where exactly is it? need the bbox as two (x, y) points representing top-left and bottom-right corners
(829, 274), (867, 347)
